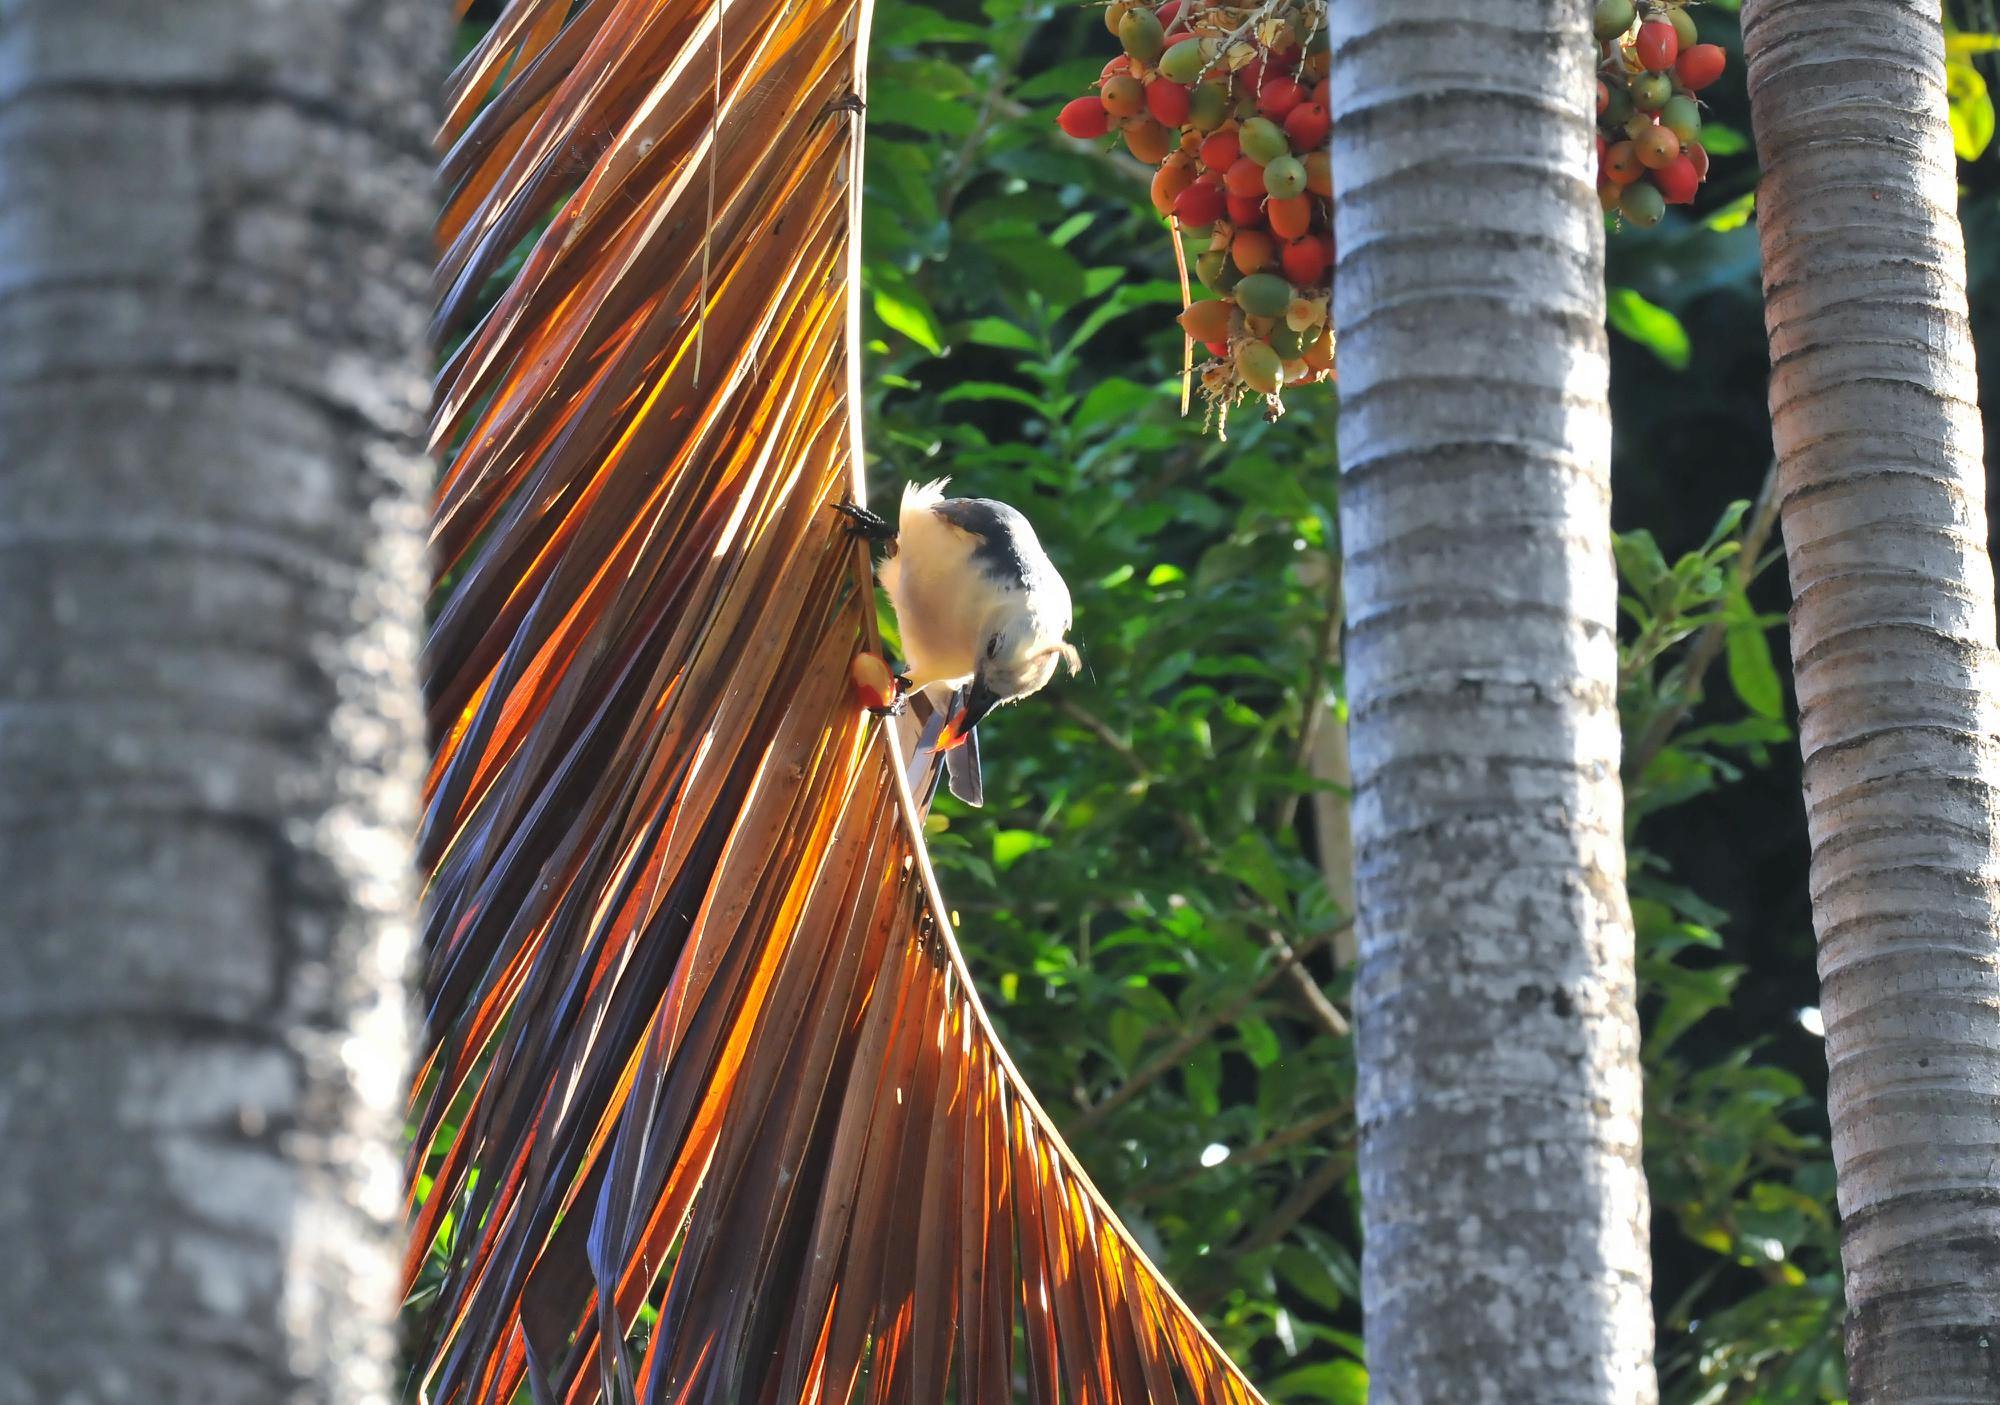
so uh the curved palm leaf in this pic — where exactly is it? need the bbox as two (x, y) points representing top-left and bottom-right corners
(403, 3), (1268, 1404)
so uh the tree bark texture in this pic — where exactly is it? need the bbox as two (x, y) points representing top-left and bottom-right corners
(0, 3), (442, 1402)
(1743, 3), (2000, 1399)
(1329, 4), (1656, 1402)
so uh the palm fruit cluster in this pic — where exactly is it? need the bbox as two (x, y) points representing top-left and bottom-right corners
(1056, 1), (1333, 431)
(1592, 0), (1728, 228)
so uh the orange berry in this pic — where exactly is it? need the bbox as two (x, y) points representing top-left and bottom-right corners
(1604, 140), (1644, 185)
(1304, 149), (1332, 197)
(1151, 160), (1195, 213)
(1124, 118), (1174, 163)
(1177, 298), (1234, 343)
(1636, 124), (1680, 169)
(1101, 74), (1145, 118)
(1301, 328), (1334, 372)
(1266, 194), (1312, 240)
(1231, 228), (1277, 274)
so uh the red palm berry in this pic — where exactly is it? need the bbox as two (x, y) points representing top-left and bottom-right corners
(1257, 77), (1307, 120)
(1226, 192), (1265, 227)
(1173, 178), (1225, 227)
(1224, 155), (1269, 198)
(1652, 155), (1700, 205)
(1057, 96), (1110, 139)
(1675, 44), (1727, 92)
(1281, 237), (1328, 284)
(1146, 79), (1191, 126)
(1283, 101), (1330, 150)
(1635, 21), (1679, 72)
(1199, 130), (1240, 172)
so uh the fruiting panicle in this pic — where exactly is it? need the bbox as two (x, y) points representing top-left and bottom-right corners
(1054, 0), (1334, 431)
(1593, 1), (1723, 228)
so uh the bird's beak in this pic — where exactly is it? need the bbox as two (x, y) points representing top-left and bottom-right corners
(935, 680), (999, 753)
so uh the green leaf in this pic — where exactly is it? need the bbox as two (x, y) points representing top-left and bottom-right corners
(980, 234), (1088, 306)
(1236, 1014), (1280, 1068)
(1075, 376), (1161, 433)
(1015, 57), (1108, 102)
(1949, 61), (1995, 161)
(1273, 1246), (1346, 1313)
(1699, 499), (1752, 553)
(873, 286), (945, 354)
(1696, 122), (1749, 157)
(1266, 1360), (1369, 1404)
(937, 380), (1053, 415)
(1049, 212), (1095, 247)
(868, 85), (979, 137)
(1702, 191), (1756, 233)
(1614, 528), (1671, 599)
(872, 1), (987, 46)
(1606, 287), (1692, 370)
(992, 828), (1052, 870)
(1109, 1006), (1151, 1069)
(959, 316), (1038, 352)
(1947, 32), (2000, 62)
(1183, 1040), (1222, 1117)
(1724, 587), (1785, 720)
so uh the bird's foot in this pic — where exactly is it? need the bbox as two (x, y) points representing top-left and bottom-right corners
(867, 671), (913, 719)
(830, 497), (897, 545)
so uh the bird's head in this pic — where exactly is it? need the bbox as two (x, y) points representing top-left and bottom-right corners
(935, 622), (1079, 752)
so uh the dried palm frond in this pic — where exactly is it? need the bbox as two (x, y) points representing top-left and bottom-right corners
(403, 2), (1268, 1403)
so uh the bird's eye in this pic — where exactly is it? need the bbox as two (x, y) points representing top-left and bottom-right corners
(984, 635), (1000, 659)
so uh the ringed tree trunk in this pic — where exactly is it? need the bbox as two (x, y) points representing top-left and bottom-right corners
(1742, 2), (2000, 1398)
(0, 2), (443, 1401)
(1328, 3), (1656, 1401)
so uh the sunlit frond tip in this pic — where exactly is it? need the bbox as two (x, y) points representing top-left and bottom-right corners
(402, 1), (1267, 1403)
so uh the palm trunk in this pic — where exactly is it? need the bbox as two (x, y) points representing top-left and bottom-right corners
(1329, 4), (1655, 1400)
(1742, 3), (2000, 1398)
(0, 3), (441, 1400)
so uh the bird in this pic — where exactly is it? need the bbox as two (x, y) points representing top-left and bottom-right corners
(833, 478), (1079, 807)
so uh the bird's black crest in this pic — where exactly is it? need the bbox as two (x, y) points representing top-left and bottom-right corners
(931, 496), (1038, 589)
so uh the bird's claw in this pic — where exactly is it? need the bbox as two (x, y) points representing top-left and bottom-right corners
(830, 497), (897, 544)
(867, 671), (913, 718)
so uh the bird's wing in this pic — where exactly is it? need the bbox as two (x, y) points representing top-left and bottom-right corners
(944, 718), (983, 808)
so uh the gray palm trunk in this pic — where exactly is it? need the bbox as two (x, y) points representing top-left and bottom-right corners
(1328, 3), (1656, 1401)
(0, 3), (441, 1400)
(1742, 2), (2000, 1399)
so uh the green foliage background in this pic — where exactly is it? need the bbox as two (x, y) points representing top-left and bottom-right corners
(438, 1), (2000, 1400)
(858, 3), (1844, 1401)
